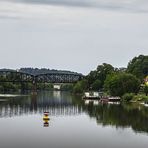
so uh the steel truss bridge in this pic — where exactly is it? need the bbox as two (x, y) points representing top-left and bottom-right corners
(0, 69), (84, 90)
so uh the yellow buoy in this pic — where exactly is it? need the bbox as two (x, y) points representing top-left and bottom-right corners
(43, 116), (50, 121)
(43, 112), (50, 121)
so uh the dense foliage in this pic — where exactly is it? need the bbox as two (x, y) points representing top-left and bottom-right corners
(86, 63), (115, 90)
(144, 85), (148, 96)
(73, 55), (147, 100)
(127, 55), (148, 80)
(104, 73), (140, 96)
(122, 93), (134, 102)
(60, 84), (74, 91)
(73, 79), (88, 94)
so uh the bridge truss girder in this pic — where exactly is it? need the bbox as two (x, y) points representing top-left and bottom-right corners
(0, 71), (83, 84)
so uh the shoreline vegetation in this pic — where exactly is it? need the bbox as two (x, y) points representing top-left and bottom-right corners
(0, 54), (148, 103)
(73, 54), (148, 103)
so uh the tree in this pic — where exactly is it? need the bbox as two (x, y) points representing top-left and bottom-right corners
(144, 85), (148, 96)
(73, 79), (89, 94)
(127, 55), (148, 80)
(86, 63), (115, 89)
(61, 84), (73, 91)
(86, 70), (97, 86)
(96, 63), (115, 86)
(104, 73), (140, 97)
(91, 79), (102, 91)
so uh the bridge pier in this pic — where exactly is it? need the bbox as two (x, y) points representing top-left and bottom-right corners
(32, 79), (37, 95)
(21, 82), (26, 94)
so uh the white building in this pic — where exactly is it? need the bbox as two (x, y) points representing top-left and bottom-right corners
(53, 84), (61, 90)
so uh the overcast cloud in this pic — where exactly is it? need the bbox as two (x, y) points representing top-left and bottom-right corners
(1, 0), (148, 12)
(0, 0), (148, 74)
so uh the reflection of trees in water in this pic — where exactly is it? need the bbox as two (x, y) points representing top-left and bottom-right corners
(0, 91), (83, 118)
(83, 103), (148, 134)
(1, 91), (148, 134)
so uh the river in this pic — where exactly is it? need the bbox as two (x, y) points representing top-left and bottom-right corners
(0, 91), (147, 148)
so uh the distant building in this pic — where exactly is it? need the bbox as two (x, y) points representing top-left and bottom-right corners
(53, 84), (61, 90)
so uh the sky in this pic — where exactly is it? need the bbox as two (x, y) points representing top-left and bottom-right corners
(0, 0), (148, 74)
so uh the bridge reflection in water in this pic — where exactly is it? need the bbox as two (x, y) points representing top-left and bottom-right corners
(0, 91), (83, 118)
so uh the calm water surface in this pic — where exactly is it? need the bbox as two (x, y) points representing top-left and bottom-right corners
(0, 91), (148, 148)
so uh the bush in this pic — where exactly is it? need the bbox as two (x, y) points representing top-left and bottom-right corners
(122, 93), (134, 102)
(144, 85), (148, 96)
(133, 94), (148, 102)
(73, 83), (83, 94)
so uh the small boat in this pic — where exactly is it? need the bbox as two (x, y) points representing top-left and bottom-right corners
(82, 92), (101, 100)
(141, 101), (148, 107)
(100, 96), (121, 103)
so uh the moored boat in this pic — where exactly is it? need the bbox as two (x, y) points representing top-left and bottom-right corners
(100, 96), (121, 103)
(144, 102), (148, 107)
(82, 92), (101, 100)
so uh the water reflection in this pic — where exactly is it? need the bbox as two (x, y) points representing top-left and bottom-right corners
(0, 91), (83, 118)
(0, 91), (148, 134)
(83, 102), (148, 134)
(43, 112), (50, 127)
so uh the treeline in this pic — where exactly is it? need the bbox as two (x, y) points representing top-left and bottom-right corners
(0, 55), (147, 97)
(19, 68), (80, 75)
(0, 81), (74, 93)
(73, 55), (148, 101)
(0, 81), (54, 93)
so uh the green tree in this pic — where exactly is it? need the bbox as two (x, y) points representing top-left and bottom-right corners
(73, 79), (88, 94)
(86, 70), (97, 86)
(96, 63), (115, 86)
(144, 85), (148, 96)
(91, 79), (102, 91)
(127, 55), (148, 80)
(61, 84), (73, 91)
(86, 63), (115, 89)
(104, 73), (140, 97)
